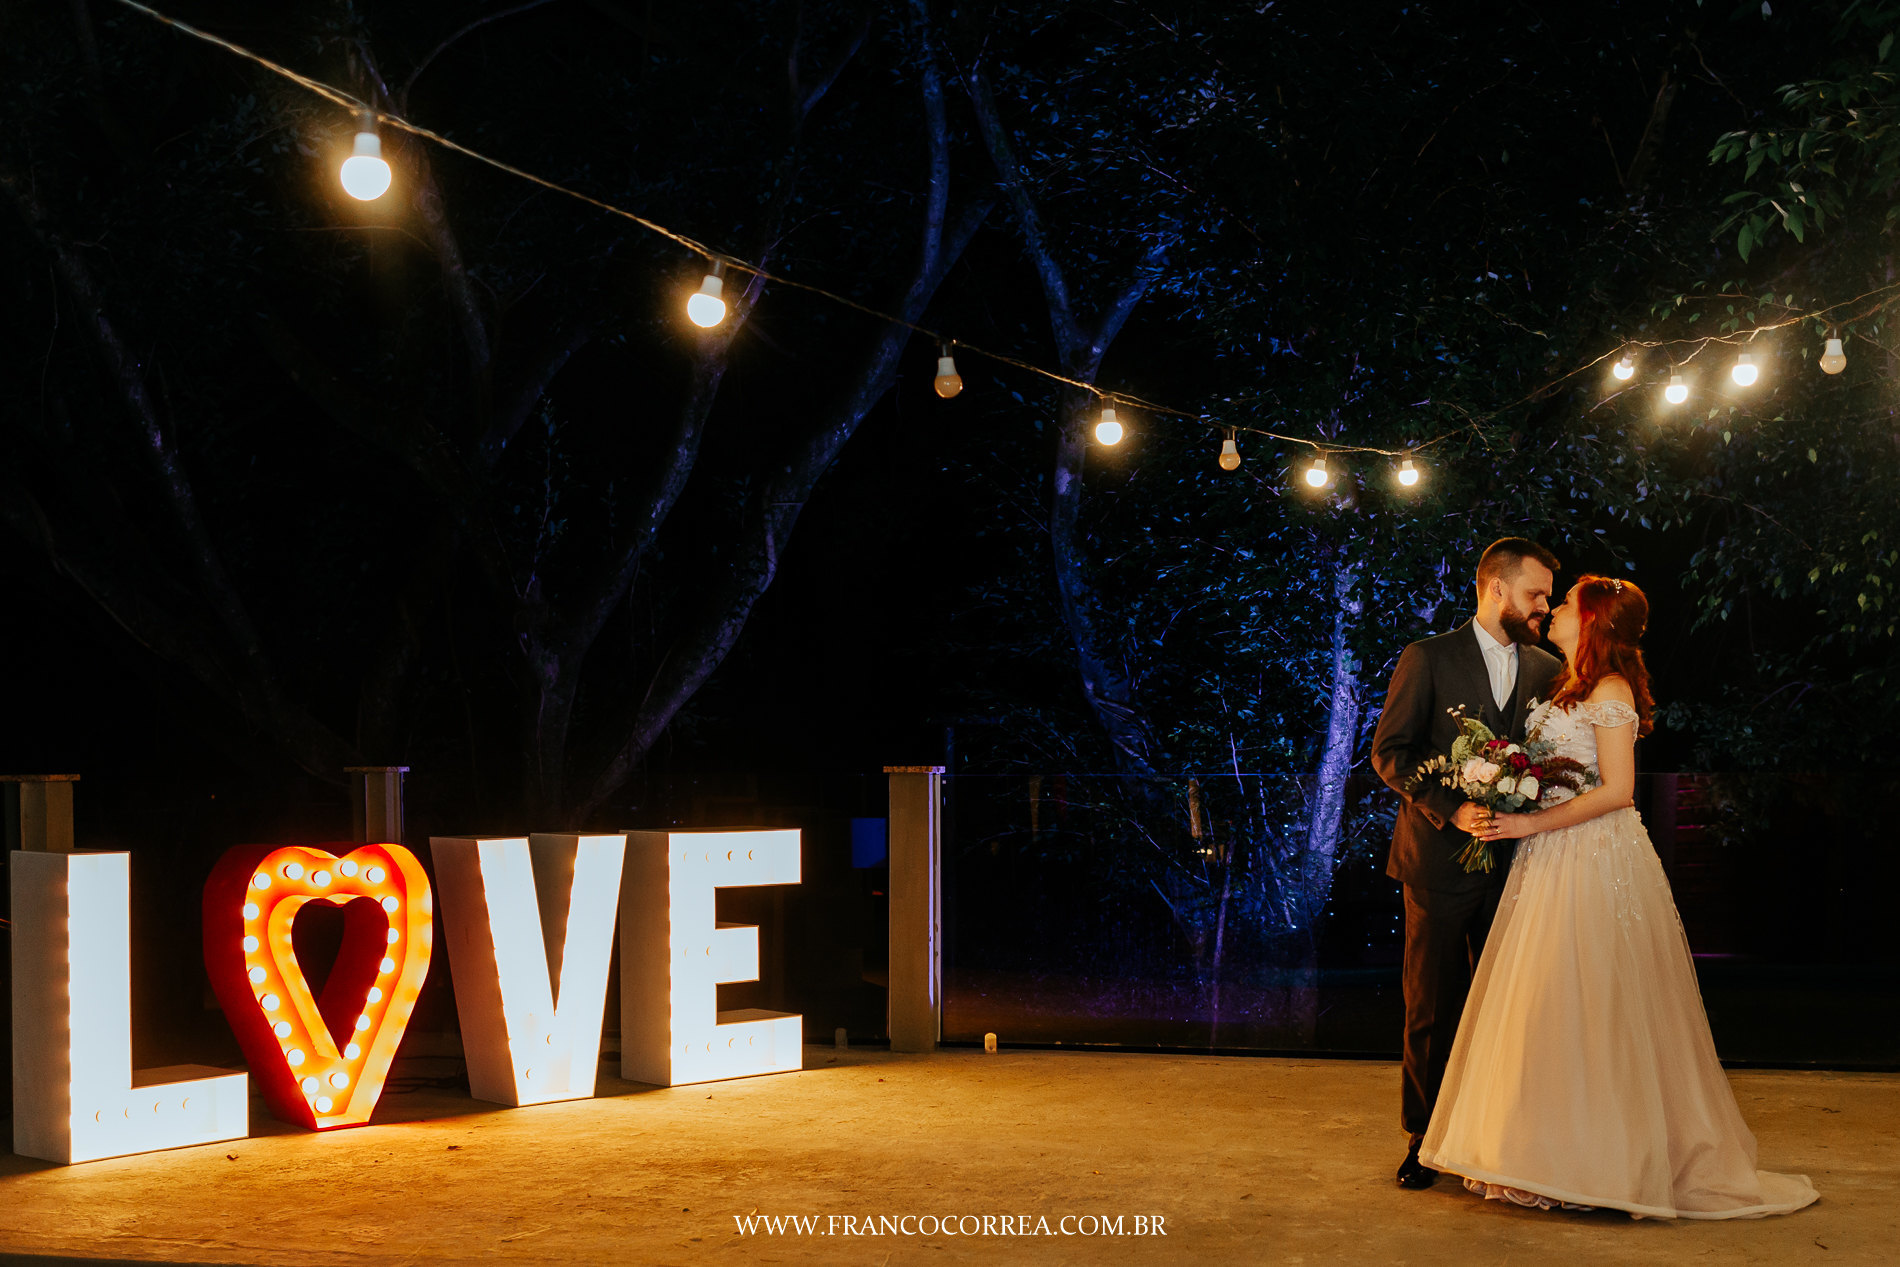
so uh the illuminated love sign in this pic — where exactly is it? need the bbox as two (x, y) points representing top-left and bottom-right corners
(11, 851), (248, 1164)
(619, 829), (802, 1086)
(203, 843), (433, 1130)
(432, 834), (625, 1107)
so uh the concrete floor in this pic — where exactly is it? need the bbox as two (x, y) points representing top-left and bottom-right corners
(0, 1048), (1892, 1266)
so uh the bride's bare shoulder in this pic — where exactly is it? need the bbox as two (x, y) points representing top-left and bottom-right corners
(1585, 674), (1636, 706)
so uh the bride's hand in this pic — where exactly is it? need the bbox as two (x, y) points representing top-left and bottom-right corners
(1478, 811), (1536, 841)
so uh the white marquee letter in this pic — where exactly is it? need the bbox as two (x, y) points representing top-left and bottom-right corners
(433, 834), (626, 1106)
(620, 829), (801, 1086)
(11, 852), (247, 1164)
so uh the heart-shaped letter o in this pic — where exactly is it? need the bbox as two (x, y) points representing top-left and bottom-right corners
(204, 843), (433, 1130)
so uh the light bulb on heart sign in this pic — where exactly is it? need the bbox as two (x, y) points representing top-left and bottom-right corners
(203, 842), (433, 1130)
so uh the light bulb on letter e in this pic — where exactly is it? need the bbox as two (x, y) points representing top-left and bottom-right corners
(620, 829), (803, 1086)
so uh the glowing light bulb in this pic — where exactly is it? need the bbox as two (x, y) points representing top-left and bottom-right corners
(251, 873), (271, 890)
(379, 957), (397, 974)
(1094, 406), (1124, 446)
(365, 867), (386, 884)
(329, 1072), (351, 1089)
(283, 862), (305, 881)
(1663, 374), (1688, 404)
(1731, 353), (1758, 386)
(339, 127), (393, 202)
(287, 1049), (305, 1067)
(261, 994), (281, 1011)
(272, 1021), (292, 1038)
(242, 936), (260, 953)
(248, 966), (267, 984)
(315, 1096), (334, 1114)
(300, 1077), (319, 1096)
(381, 896), (399, 913)
(1820, 337), (1846, 374)
(1398, 458), (1420, 487)
(386, 928), (400, 945)
(934, 346), (963, 399)
(312, 870), (332, 888)
(686, 263), (727, 328)
(1304, 456), (1329, 488)
(344, 1042), (362, 1060)
(243, 902), (260, 921)
(1218, 435), (1240, 471)
(1612, 354), (1635, 381)
(339, 860), (358, 878)
(354, 1015), (372, 1032)
(367, 986), (384, 1004)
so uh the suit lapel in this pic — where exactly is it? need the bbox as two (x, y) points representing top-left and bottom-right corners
(1450, 620), (1505, 729)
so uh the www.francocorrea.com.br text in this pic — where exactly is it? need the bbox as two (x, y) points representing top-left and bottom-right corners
(733, 1214), (1167, 1237)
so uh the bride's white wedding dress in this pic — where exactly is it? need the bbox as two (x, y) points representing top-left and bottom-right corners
(1418, 698), (1819, 1220)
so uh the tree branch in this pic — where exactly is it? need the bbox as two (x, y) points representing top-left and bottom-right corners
(400, 0), (562, 109)
(966, 66), (1082, 355)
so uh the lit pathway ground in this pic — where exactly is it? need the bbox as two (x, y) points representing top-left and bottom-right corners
(0, 1048), (1892, 1265)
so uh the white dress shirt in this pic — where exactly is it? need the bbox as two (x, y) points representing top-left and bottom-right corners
(1474, 619), (1518, 713)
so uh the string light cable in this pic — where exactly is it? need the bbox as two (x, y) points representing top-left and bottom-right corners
(103, 0), (1898, 472)
(102, 0), (1463, 467)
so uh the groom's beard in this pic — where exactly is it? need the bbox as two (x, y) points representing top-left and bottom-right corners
(1499, 604), (1544, 646)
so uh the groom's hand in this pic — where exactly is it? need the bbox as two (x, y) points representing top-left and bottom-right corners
(1450, 802), (1491, 833)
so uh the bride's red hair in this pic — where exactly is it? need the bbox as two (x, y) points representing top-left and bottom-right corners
(1548, 575), (1656, 737)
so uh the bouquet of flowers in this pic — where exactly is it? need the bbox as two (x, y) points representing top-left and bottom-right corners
(1404, 708), (1594, 874)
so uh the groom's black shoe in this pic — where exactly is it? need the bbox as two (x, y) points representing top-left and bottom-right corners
(1396, 1135), (1438, 1189)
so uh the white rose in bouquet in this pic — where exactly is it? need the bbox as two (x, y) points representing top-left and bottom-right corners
(1474, 760), (1501, 783)
(1497, 775), (1517, 796)
(1518, 774), (1540, 802)
(1460, 757), (1487, 782)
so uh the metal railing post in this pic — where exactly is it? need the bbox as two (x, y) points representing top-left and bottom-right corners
(885, 765), (943, 1052)
(1, 774), (79, 852)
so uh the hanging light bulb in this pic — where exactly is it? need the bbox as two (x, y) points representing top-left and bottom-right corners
(1663, 373), (1688, 404)
(686, 261), (728, 329)
(934, 345), (963, 399)
(1731, 352), (1759, 386)
(1612, 353), (1635, 381)
(339, 114), (393, 201)
(1304, 455), (1330, 488)
(1218, 430), (1240, 470)
(1820, 337), (1847, 375)
(1094, 405), (1124, 446)
(1397, 457), (1420, 487)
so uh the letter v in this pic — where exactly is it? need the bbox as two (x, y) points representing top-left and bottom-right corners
(432, 834), (625, 1106)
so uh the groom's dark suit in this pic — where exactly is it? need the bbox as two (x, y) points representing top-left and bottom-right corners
(1370, 620), (1561, 1137)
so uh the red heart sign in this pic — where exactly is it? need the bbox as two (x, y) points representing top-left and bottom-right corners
(204, 843), (433, 1130)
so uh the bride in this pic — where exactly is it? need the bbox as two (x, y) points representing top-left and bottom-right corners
(1418, 575), (1818, 1219)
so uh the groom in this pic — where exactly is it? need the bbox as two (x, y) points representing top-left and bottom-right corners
(1370, 537), (1561, 1189)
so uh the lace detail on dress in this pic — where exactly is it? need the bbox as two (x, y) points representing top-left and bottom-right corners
(1516, 698), (1657, 937)
(1582, 699), (1639, 729)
